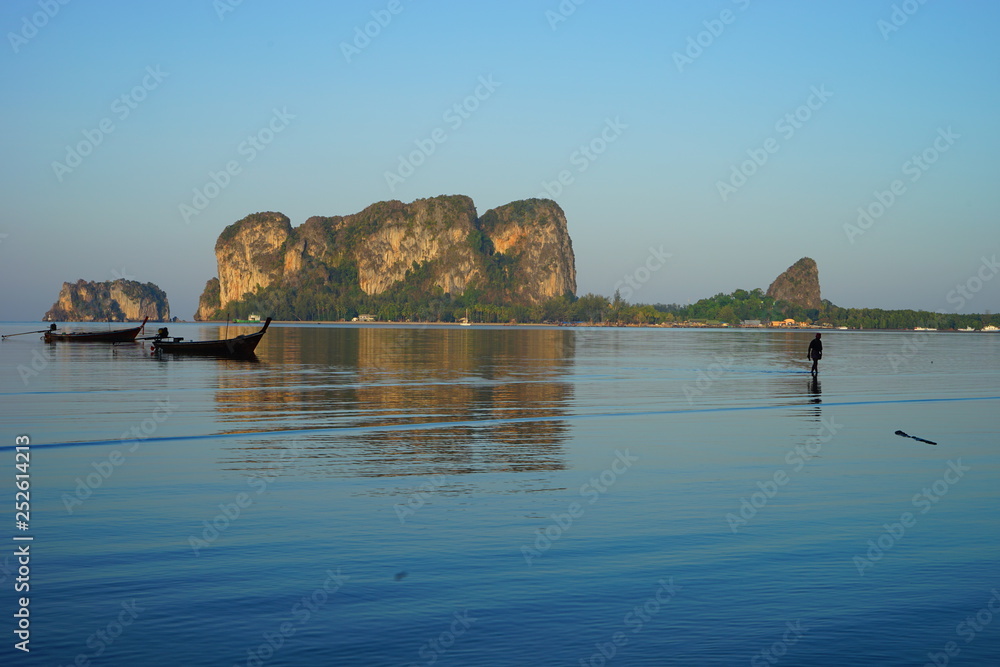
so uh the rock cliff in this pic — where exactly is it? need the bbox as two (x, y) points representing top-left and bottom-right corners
(215, 212), (292, 309)
(766, 257), (821, 310)
(479, 200), (576, 304)
(43, 279), (170, 321)
(196, 195), (576, 319)
(194, 278), (221, 322)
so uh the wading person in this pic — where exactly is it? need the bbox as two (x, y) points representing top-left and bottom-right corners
(807, 333), (823, 375)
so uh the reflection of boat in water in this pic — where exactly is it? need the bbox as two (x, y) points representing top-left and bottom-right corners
(151, 318), (271, 358)
(44, 317), (148, 343)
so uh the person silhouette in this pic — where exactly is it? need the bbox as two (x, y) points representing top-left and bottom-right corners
(807, 333), (823, 375)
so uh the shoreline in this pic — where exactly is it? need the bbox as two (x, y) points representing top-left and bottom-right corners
(5, 320), (995, 333)
(104, 320), (997, 332)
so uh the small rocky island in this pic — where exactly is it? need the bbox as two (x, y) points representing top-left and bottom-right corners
(43, 279), (170, 322)
(766, 257), (821, 310)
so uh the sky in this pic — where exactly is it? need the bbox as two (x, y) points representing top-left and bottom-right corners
(1, 0), (998, 320)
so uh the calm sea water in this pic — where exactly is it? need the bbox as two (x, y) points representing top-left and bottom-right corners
(1, 323), (998, 666)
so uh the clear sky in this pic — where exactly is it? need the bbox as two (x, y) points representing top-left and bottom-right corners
(2, 0), (998, 320)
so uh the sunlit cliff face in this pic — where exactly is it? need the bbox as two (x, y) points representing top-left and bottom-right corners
(197, 196), (576, 319)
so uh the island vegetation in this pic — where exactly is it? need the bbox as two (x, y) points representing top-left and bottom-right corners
(214, 276), (998, 331)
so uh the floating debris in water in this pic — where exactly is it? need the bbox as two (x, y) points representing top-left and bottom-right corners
(895, 430), (937, 445)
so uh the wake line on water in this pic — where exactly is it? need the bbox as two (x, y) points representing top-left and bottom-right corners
(4, 395), (998, 452)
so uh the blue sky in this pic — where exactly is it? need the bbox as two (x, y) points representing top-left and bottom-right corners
(2, 0), (998, 320)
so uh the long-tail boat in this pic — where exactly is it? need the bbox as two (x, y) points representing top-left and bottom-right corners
(44, 317), (148, 343)
(150, 318), (271, 358)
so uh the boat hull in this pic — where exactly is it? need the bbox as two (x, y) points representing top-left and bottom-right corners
(152, 318), (270, 358)
(44, 318), (147, 343)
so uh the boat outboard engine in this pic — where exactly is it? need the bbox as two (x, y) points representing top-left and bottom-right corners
(156, 327), (169, 339)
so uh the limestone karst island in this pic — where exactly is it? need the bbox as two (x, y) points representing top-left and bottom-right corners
(38, 195), (999, 331)
(194, 195), (576, 322)
(43, 279), (170, 322)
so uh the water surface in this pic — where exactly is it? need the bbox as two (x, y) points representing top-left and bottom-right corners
(1, 324), (997, 665)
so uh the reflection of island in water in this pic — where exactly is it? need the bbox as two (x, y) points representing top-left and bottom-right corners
(214, 326), (575, 478)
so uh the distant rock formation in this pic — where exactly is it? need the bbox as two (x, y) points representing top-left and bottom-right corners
(194, 278), (221, 322)
(195, 195), (576, 319)
(43, 279), (169, 322)
(479, 200), (576, 305)
(766, 257), (821, 310)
